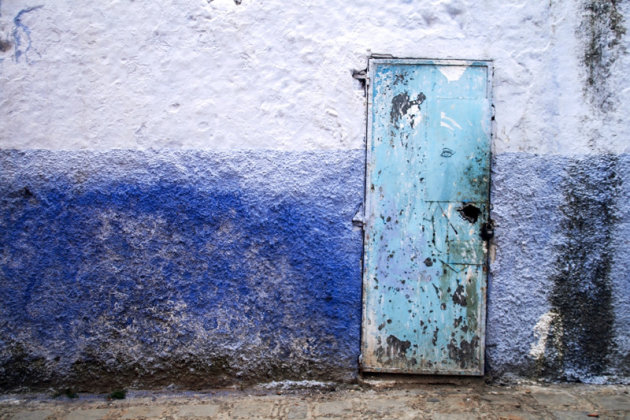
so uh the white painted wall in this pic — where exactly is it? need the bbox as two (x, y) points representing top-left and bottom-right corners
(0, 0), (628, 154)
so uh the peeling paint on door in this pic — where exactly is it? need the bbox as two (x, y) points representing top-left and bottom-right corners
(361, 59), (493, 375)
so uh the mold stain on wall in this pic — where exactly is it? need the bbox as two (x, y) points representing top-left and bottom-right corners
(580, 0), (627, 112)
(541, 155), (621, 381)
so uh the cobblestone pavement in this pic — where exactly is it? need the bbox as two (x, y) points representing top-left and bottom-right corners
(1, 382), (629, 419)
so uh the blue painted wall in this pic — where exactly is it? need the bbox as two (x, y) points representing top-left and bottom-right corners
(0, 150), (629, 389)
(0, 150), (364, 390)
(488, 153), (630, 383)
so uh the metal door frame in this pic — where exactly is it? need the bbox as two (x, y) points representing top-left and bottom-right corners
(360, 57), (494, 375)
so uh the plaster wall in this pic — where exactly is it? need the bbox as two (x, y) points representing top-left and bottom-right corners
(1, 0), (628, 154)
(0, 0), (628, 388)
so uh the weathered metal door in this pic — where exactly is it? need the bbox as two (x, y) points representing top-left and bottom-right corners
(361, 59), (492, 375)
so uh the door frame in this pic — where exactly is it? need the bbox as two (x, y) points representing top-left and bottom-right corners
(359, 57), (494, 375)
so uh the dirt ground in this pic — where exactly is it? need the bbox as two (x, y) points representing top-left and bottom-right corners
(1, 380), (629, 419)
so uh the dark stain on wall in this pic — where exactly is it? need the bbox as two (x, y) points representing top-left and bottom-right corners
(0, 39), (12, 52)
(485, 153), (629, 383)
(543, 155), (621, 380)
(580, 0), (627, 112)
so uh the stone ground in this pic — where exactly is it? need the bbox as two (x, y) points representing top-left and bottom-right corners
(1, 380), (629, 420)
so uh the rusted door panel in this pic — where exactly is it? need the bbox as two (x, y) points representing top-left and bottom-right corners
(361, 59), (492, 375)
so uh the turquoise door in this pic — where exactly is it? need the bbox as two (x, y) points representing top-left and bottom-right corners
(361, 59), (492, 375)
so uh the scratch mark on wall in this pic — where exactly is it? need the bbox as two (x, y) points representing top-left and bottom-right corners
(12, 5), (43, 64)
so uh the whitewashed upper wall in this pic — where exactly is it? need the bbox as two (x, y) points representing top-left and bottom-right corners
(0, 0), (628, 153)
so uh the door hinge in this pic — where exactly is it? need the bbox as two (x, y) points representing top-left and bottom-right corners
(370, 53), (394, 59)
(352, 69), (367, 81)
(352, 69), (369, 95)
(352, 205), (365, 227)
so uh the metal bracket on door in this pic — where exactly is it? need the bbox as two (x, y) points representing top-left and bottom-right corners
(352, 204), (365, 228)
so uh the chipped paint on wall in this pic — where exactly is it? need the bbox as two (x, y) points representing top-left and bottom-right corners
(529, 311), (560, 360)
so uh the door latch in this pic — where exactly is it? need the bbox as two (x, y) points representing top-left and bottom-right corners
(481, 220), (495, 241)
